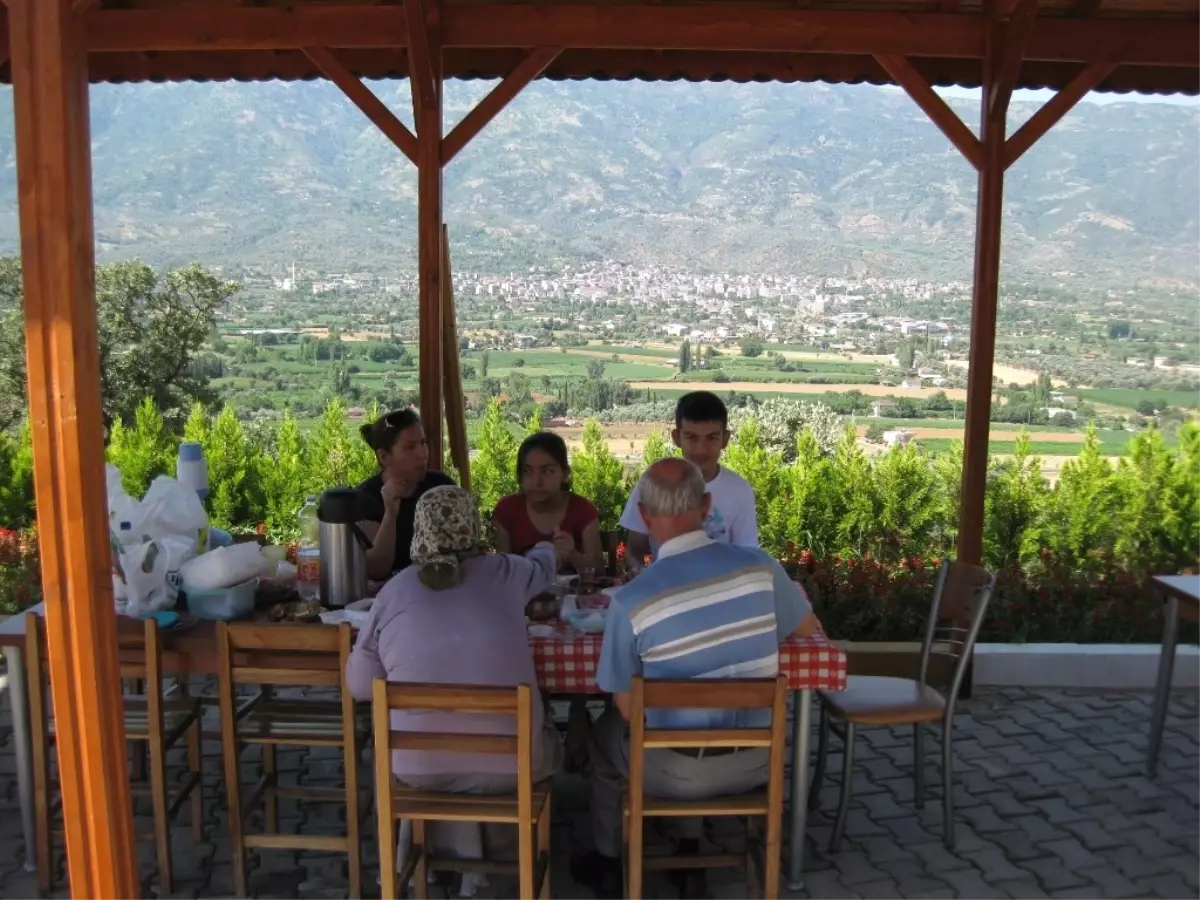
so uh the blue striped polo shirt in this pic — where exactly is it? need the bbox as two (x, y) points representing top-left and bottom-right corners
(596, 531), (811, 729)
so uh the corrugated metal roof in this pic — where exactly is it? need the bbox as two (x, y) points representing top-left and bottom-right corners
(2, 0), (1197, 94)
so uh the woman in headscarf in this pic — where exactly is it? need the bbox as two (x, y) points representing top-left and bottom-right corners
(345, 486), (566, 887)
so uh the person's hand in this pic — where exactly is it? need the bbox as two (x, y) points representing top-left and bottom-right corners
(551, 528), (574, 566)
(380, 476), (404, 514)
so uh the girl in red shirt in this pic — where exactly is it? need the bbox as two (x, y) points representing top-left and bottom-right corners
(493, 431), (604, 574)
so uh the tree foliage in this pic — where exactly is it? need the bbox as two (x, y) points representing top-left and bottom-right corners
(106, 398), (177, 498)
(678, 340), (692, 374)
(0, 259), (240, 431)
(571, 419), (626, 531)
(0, 260), (238, 434)
(0, 423), (35, 528)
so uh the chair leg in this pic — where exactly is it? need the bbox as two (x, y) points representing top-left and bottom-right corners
(538, 797), (552, 900)
(913, 723), (926, 810)
(222, 737), (248, 898)
(344, 741), (362, 900)
(261, 743), (278, 833)
(829, 723), (856, 853)
(413, 820), (429, 900)
(627, 808), (644, 900)
(33, 738), (52, 896)
(377, 808), (397, 900)
(763, 790), (783, 900)
(941, 720), (955, 849)
(188, 719), (204, 842)
(809, 703), (830, 811)
(621, 800), (630, 900)
(148, 737), (174, 895)
(519, 801), (537, 900)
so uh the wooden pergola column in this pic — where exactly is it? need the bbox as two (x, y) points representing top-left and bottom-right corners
(9, 0), (139, 895)
(305, 7), (558, 477)
(876, 1), (1115, 564)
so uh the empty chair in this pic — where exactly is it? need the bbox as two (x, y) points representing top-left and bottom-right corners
(214, 621), (366, 898)
(26, 614), (203, 895)
(624, 675), (790, 900)
(810, 561), (996, 850)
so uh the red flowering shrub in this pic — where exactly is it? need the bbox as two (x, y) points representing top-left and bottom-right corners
(0, 526), (41, 615)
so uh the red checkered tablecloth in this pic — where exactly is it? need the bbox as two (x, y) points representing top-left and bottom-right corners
(529, 624), (847, 694)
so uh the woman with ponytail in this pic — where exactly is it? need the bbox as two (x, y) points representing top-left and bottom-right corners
(355, 408), (455, 578)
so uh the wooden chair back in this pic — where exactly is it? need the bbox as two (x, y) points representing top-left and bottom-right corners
(215, 620), (354, 712)
(371, 679), (536, 807)
(25, 613), (165, 713)
(628, 675), (788, 795)
(917, 561), (996, 700)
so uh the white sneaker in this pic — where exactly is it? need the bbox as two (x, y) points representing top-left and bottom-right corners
(458, 872), (490, 898)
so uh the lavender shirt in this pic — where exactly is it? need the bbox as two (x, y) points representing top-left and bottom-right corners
(345, 544), (557, 779)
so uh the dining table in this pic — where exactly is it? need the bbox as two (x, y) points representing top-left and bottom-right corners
(0, 603), (847, 889)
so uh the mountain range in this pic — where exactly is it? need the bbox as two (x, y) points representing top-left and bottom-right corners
(0, 78), (1195, 284)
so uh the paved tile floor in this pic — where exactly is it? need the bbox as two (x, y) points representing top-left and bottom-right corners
(1, 686), (1196, 899)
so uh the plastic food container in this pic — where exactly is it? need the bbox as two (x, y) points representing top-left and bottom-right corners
(184, 577), (259, 620)
(560, 594), (609, 633)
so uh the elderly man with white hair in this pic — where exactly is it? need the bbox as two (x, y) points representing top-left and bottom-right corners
(572, 457), (819, 898)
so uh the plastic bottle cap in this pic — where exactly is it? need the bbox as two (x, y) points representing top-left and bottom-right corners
(178, 442), (205, 462)
(120, 522), (132, 531)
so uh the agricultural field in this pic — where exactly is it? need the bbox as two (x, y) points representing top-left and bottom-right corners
(1073, 387), (1199, 412)
(211, 328), (1195, 466)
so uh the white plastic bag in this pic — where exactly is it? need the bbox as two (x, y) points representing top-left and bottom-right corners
(180, 542), (265, 591)
(107, 464), (148, 538)
(107, 468), (208, 613)
(142, 476), (209, 541)
(119, 539), (171, 618)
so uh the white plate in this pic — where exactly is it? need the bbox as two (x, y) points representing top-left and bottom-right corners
(527, 624), (555, 638)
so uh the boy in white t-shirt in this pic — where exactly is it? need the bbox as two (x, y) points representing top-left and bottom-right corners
(620, 391), (758, 573)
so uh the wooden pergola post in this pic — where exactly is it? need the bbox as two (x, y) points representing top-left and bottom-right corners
(407, 0), (446, 456)
(8, 0), (139, 895)
(877, 0), (1121, 564)
(441, 227), (472, 488)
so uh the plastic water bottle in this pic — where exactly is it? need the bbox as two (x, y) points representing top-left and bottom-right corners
(296, 496), (321, 602)
(176, 442), (209, 499)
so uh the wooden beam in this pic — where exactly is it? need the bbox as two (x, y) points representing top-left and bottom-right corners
(413, 0), (444, 458)
(874, 54), (982, 169)
(442, 46), (561, 165)
(79, 6), (1198, 68)
(1003, 60), (1116, 168)
(302, 46), (417, 164)
(440, 226), (470, 490)
(1069, 0), (1104, 17)
(957, 13), (1010, 567)
(405, 0), (436, 115)
(8, 0), (138, 895)
(987, 0), (1039, 123)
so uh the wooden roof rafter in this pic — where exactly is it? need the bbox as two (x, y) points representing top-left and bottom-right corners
(303, 46), (418, 163)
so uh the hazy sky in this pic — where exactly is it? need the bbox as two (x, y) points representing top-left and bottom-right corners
(934, 85), (1199, 106)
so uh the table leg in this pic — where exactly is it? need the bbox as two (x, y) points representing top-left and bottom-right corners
(3, 645), (37, 872)
(787, 688), (812, 891)
(1147, 594), (1179, 778)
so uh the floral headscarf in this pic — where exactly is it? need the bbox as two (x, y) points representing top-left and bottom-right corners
(410, 486), (484, 589)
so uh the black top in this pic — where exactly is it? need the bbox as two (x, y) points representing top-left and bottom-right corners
(356, 469), (457, 573)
